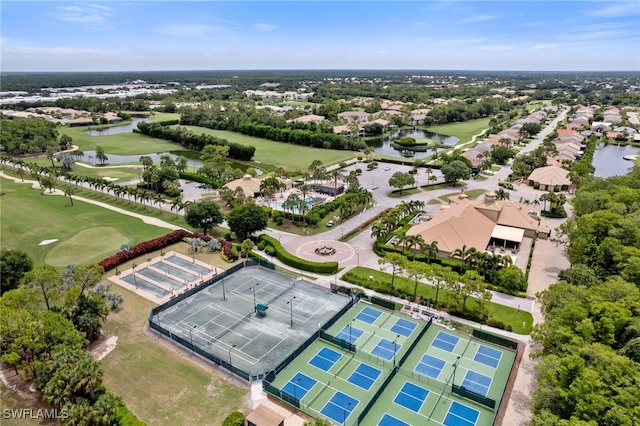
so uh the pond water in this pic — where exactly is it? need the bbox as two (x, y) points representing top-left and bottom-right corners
(84, 118), (154, 136)
(592, 144), (640, 178)
(367, 129), (459, 159)
(75, 149), (262, 175)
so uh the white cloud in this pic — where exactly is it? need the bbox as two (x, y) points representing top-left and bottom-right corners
(530, 43), (559, 50)
(478, 44), (516, 51)
(587, 2), (639, 18)
(155, 23), (234, 37)
(53, 4), (112, 25)
(252, 23), (278, 32)
(466, 14), (499, 22)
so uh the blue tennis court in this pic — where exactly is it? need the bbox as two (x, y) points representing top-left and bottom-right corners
(347, 363), (381, 390)
(335, 324), (364, 344)
(443, 401), (480, 426)
(371, 338), (401, 360)
(281, 372), (317, 400)
(474, 345), (502, 368)
(415, 354), (446, 379)
(461, 370), (492, 397)
(356, 306), (382, 324)
(320, 391), (359, 424)
(432, 331), (459, 352)
(378, 413), (410, 426)
(390, 318), (417, 337)
(309, 347), (342, 371)
(393, 381), (429, 412)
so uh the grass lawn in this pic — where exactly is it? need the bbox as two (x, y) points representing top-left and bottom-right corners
(60, 126), (188, 156)
(426, 117), (492, 144)
(99, 247), (248, 426)
(389, 188), (421, 198)
(0, 177), (171, 267)
(177, 126), (357, 170)
(438, 188), (488, 203)
(149, 112), (181, 122)
(343, 267), (533, 334)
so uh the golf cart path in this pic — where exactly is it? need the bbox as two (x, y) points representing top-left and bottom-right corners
(0, 171), (181, 231)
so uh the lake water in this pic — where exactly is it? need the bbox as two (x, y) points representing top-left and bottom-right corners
(84, 118), (154, 136)
(592, 144), (640, 178)
(367, 129), (459, 159)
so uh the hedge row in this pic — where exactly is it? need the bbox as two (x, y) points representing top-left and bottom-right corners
(98, 229), (192, 271)
(179, 172), (214, 186)
(258, 234), (338, 274)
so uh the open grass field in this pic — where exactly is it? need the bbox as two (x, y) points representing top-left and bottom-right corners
(344, 267), (533, 334)
(426, 118), (492, 144)
(99, 245), (248, 425)
(59, 126), (188, 156)
(0, 177), (170, 267)
(178, 126), (357, 170)
(438, 188), (488, 203)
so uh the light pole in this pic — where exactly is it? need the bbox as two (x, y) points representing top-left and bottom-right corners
(287, 296), (297, 328)
(452, 355), (460, 389)
(249, 283), (259, 312)
(222, 277), (226, 301)
(132, 262), (138, 288)
(356, 252), (359, 268)
(343, 401), (351, 424)
(293, 377), (301, 401)
(349, 319), (355, 345)
(228, 344), (236, 368)
(189, 325), (197, 355)
(393, 334), (400, 367)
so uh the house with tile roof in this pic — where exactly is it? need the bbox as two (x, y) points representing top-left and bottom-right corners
(527, 165), (571, 191)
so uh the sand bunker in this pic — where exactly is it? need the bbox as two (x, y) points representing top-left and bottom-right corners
(39, 239), (59, 245)
(103, 177), (119, 181)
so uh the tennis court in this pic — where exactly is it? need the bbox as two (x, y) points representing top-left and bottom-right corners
(415, 354), (446, 379)
(110, 251), (216, 303)
(149, 264), (351, 381)
(444, 401), (480, 426)
(265, 301), (517, 426)
(282, 372), (317, 400)
(473, 345), (503, 368)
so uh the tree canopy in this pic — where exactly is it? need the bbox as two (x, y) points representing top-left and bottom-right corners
(184, 200), (224, 235)
(227, 203), (269, 240)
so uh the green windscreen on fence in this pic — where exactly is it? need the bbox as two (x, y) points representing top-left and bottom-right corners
(370, 295), (397, 310)
(472, 329), (518, 350)
(452, 384), (496, 409)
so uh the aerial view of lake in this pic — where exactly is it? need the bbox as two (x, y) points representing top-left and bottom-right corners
(84, 118), (154, 136)
(367, 128), (459, 159)
(592, 144), (640, 178)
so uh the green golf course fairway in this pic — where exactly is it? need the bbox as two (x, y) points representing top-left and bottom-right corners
(0, 177), (170, 267)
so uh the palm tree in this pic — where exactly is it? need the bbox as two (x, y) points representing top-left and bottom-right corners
(404, 234), (424, 260)
(371, 221), (388, 242)
(63, 184), (76, 206)
(423, 241), (439, 264)
(495, 188), (510, 200)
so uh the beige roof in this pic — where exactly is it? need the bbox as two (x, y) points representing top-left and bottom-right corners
(244, 404), (285, 426)
(491, 225), (525, 243)
(288, 114), (325, 124)
(528, 165), (571, 187)
(223, 174), (262, 197)
(406, 203), (495, 253)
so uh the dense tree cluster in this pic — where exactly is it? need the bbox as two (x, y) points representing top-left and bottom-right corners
(0, 260), (137, 425)
(0, 117), (59, 155)
(136, 121), (256, 161)
(530, 165), (640, 425)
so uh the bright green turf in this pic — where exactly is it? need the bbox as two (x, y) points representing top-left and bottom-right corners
(177, 126), (358, 170)
(426, 117), (491, 143)
(0, 177), (169, 267)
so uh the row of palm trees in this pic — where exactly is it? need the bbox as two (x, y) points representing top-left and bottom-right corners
(3, 158), (185, 214)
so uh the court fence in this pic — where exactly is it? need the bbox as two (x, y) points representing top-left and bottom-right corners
(472, 329), (518, 350)
(370, 295), (397, 311)
(149, 259), (355, 382)
(396, 317), (432, 367)
(452, 384), (496, 409)
(319, 330), (356, 353)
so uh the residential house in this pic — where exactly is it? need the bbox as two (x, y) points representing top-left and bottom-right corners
(527, 165), (571, 191)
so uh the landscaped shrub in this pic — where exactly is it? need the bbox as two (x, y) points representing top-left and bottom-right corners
(98, 229), (192, 271)
(257, 241), (266, 251)
(264, 245), (275, 256)
(533, 182), (540, 189)
(259, 234), (337, 274)
(221, 411), (244, 426)
(220, 239), (238, 262)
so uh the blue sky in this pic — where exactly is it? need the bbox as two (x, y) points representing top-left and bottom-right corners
(2, 1), (639, 72)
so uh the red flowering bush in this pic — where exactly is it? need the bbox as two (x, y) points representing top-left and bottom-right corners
(220, 239), (238, 262)
(99, 229), (192, 271)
